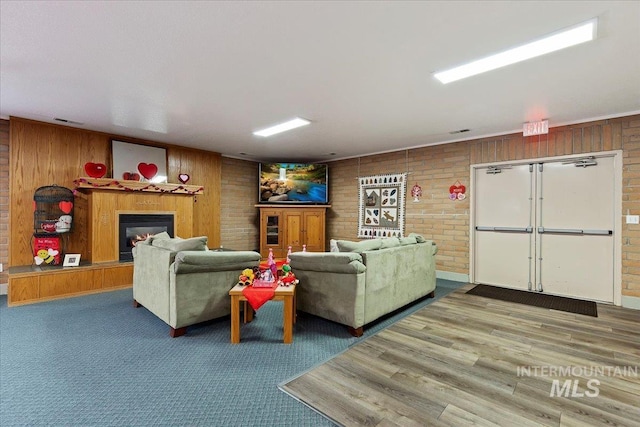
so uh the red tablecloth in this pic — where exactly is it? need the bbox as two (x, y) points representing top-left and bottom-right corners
(242, 282), (277, 310)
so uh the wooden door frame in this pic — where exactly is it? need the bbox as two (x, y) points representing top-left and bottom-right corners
(469, 150), (622, 305)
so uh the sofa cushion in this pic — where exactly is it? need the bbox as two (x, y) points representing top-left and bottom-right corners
(291, 252), (362, 264)
(336, 239), (382, 253)
(380, 237), (400, 249)
(173, 250), (261, 274)
(289, 252), (366, 274)
(399, 236), (418, 246)
(152, 236), (208, 252)
(408, 233), (427, 243)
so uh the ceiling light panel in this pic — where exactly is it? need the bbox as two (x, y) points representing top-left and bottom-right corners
(253, 117), (311, 137)
(434, 19), (597, 84)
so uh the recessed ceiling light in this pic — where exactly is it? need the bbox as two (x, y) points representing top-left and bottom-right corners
(434, 18), (597, 84)
(253, 117), (311, 137)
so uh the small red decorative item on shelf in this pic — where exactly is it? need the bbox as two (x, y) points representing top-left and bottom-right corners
(122, 172), (141, 181)
(137, 163), (158, 180)
(84, 162), (107, 178)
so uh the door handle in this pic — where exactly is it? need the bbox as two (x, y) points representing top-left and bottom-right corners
(494, 226), (533, 233)
(476, 226), (532, 233)
(537, 227), (612, 235)
(582, 229), (613, 235)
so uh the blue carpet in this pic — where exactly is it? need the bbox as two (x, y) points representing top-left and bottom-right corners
(0, 280), (463, 426)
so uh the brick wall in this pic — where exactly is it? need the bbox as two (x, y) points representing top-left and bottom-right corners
(327, 114), (640, 297)
(220, 157), (260, 251)
(0, 119), (8, 285)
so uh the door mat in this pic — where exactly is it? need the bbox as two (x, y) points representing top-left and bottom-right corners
(466, 284), (597, 317)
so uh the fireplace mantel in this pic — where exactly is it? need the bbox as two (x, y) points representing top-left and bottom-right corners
(74, 177), (204, 195)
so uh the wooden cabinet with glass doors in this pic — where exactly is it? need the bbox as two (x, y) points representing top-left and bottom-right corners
(257, 205), (329, 258)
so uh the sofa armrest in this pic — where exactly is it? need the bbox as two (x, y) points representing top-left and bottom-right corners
(289, 252), (366, 274)
(289, 252), (367, 329)
(421, 240), (438, 255)
(172, 250), (261, 274)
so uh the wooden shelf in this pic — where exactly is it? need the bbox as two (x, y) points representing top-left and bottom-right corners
(74, 177), (204, 195)
(8, 261), (134, 306)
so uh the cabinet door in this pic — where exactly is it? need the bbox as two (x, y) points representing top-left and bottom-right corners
(303, 210), (325, 252)
(261, 210), (283, 257)
(284, 211), (303, 252)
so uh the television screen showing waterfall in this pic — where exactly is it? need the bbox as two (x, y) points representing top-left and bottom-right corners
(259, 163), (328, 204)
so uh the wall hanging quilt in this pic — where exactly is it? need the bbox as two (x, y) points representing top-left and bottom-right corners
(358, 173), (406, 238)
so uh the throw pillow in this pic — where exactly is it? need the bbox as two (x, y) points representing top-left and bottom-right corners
(152, 236), (208, 252)
(336, 239), (382, 253)
(329, 239), (340, 252)
(408, 233), (427, 243)
(380, 237), (400, 249)
(152, 231), (171, 241)
(399, 236), (418, 246)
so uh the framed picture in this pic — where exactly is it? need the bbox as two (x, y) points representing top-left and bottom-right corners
(63, 254), (81, 267)
(111, 140), (168, 183)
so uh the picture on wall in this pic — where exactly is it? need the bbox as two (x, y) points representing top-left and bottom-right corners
(358, 173), (406, 238)
(111, 140), (168, 183)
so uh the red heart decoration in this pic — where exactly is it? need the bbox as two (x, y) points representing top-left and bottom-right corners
(449, 184), (466, 194)
(122, 172), (141, 181)
(84, 162), (107, 178)
(59, 201), (73, 214)
(137, 163), (158, 180)
(178, 174), (190, 184)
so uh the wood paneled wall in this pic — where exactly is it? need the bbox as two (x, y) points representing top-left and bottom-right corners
(0, 119), (9, 284)
(9, 117), (221, 267)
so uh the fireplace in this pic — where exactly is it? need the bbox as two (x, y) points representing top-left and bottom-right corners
(118, 213), (175, 261)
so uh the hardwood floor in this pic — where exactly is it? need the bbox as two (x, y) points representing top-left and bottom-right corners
(281, 284), (640, 426)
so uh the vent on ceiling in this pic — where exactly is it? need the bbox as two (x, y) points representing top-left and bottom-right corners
(449, 129), (470, 135)
(54, 117), (84, 125)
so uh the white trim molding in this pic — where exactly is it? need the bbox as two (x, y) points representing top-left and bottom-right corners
(621, 295), (640, 310)
(437, 270), (469, 283)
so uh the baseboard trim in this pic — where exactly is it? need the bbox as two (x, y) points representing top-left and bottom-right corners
(436, 270), (469, 283)
(0, 283), (7, 296)
(621, 295), (640, 310)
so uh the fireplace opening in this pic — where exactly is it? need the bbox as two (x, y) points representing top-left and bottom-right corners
(118, 214), (175, 261)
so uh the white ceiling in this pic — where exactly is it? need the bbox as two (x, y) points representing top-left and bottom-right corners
(1, 1), (639, 162)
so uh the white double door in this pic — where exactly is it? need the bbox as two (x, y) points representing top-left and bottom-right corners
(473, 155), (617, 303)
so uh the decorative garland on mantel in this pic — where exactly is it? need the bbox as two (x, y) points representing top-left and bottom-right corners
(73, 178), (204, 195)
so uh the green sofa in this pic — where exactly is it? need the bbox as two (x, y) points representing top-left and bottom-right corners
(289, 234), (437, 336)
(132, 233), (261, 337)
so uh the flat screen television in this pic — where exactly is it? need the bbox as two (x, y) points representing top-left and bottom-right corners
(259, 163), (328, 204)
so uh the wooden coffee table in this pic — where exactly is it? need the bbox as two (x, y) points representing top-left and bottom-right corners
(228, 283), (296, 344)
